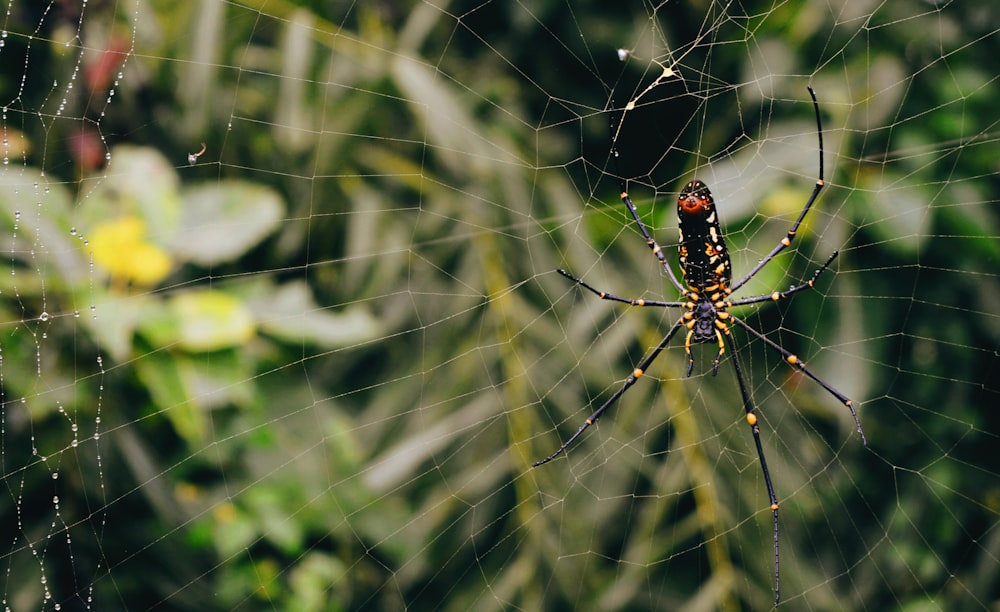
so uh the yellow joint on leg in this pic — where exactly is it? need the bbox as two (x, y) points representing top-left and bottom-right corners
(636, 298), (645, 306)
(633, 368), (644, 378)
(746, 413), (757, 426)
(786, 354), (799, 365)
(586, 418), (594, 426)
(771, 292), (780, 301)
(781, 237), (792, 246)
(771, 503), (780, 511)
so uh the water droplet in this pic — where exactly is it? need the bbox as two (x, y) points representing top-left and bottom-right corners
(39, 312), (49, 322)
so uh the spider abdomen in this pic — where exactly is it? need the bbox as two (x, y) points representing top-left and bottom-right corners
(678, 180), (732, 294)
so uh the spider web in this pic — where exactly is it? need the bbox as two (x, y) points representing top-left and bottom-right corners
(1, 1), (998, 609)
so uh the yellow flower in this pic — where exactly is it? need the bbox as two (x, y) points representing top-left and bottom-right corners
(90, 216), (173, 286)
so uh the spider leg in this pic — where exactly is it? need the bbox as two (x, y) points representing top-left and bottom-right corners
(557, 268), (686, 308)
(683, 328), (696, 376)
(726, 331), (782, 605)
(730, 315), (867, 445)
(731, 87), (825, 293)
(684, 326), (726, 377)
(533, 315), (686, 466)
(618, 183), (688, 294)
(711, 328), (725, 375)
(728, 251), (838, 307)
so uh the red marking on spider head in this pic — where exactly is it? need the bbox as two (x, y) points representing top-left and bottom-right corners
(678, 179), (714, 217)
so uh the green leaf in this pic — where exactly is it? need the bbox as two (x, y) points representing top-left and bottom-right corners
(247, 486), (304, 555)
(247, 280), (382, 348)
(0, 167), (89, 286)
(87, 291), (161, 362)
(171, 181), (284, 265)
(176, 351), (255, 412)
(287, 553), (347, 612)
(135, 350), (206, 444)
(212, 503), (257, 558)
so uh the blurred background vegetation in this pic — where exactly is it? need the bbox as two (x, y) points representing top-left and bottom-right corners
(0, 1), (997, 610)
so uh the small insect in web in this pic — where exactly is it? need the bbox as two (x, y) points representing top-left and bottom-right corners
(187, 142), (207, 165)
(533, 86), (867, 605)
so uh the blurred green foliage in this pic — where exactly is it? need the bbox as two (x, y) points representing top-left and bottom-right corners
(0, 1), (997, 610)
